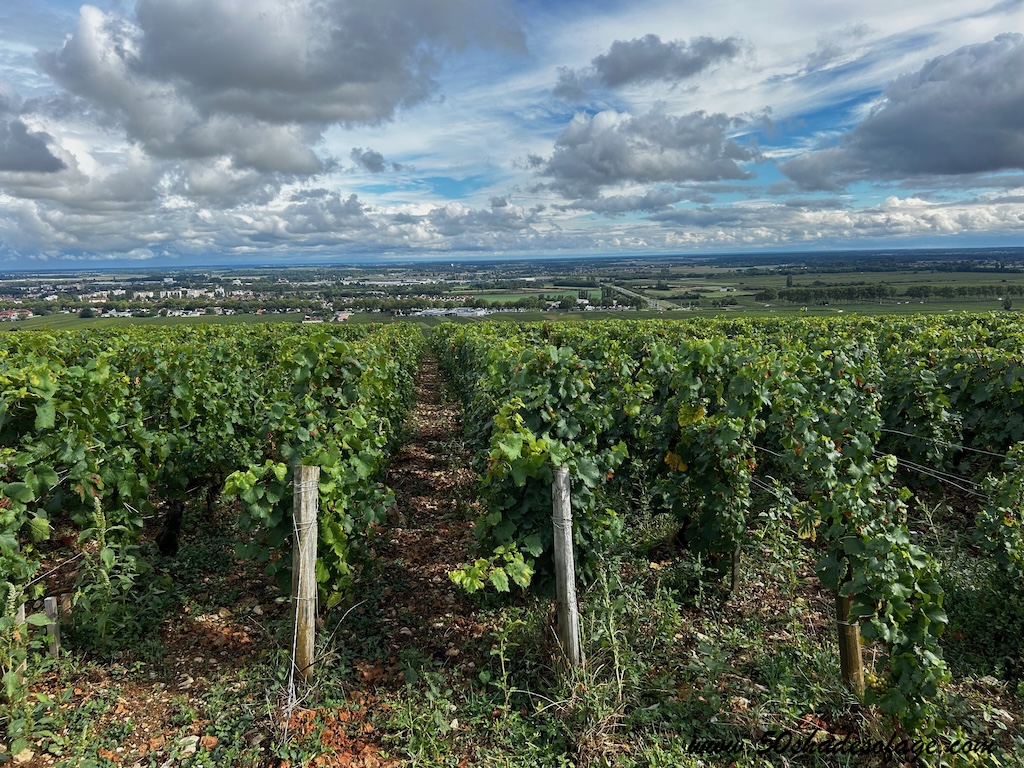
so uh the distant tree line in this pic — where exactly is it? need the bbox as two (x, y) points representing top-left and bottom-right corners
(755, 282), (1024, 304)
(754, 283), (898, 303)
(903, 284), (1024, 299)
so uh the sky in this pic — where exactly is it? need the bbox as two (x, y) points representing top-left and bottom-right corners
(0, 0), (1022, 268)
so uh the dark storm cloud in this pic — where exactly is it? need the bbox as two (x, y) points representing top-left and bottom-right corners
(594, 35), (743, 87)
(427, 201), (535, 236)
(351, 148), (387, 173)
(782, 34), (1024, 190)
(784, 197), (847, 209)
(178, 161), (284, 207)
(540, 109), (756, 198)
(560, 187), (688, 215)
(518, 153), (547, 170)
(554, 34), (742, 100)
(0, 121), (65, 172)
(133, 0), (524, 123)
(892, 172), (1024, 192)
(0, 86), (65, 173)
(38, 0), (525, 174)
(280, 191), (374, 235)
(650, 205), (749, 228)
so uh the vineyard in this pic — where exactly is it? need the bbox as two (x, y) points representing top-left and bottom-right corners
(3, 315), (1024, 765)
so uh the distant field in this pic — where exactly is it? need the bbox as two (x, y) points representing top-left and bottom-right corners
(622, 268), (1024, 294)
(616, 267), (1022, 291)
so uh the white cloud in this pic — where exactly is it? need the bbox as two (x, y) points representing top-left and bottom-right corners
(37, 1), (524, 175)
(0, 0), (1022, 262)
(539, 109), (756, 198)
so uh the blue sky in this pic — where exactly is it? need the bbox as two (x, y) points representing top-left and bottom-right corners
(0, 0), (1022, 267)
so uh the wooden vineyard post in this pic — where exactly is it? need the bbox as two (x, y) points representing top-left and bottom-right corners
(44, 597), (60, 658)
(551, 467), (583, 668)
(15, 602), (27, 684)
(292, 465), (320, 683)
(730, 542), (742, 594)
(836, 591), (865, 698)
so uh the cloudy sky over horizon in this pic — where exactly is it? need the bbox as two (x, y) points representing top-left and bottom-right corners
(0, 0), (1022, 266)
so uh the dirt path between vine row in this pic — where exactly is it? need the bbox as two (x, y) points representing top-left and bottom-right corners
(299, 351), (494, 765)
(369, 351), (487, 673)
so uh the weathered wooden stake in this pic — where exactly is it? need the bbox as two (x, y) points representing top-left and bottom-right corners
(44, 597), (60, 658)
(15, 602), (26, 683)
(293, 465), (320, 683)
(730, 543), (742, 594)
(551, 467), (582, 668)
(836, 591), (865, 698)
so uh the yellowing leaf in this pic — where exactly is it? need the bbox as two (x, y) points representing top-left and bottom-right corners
(677, 404), (705, 427)
(664, 452), (687, 472)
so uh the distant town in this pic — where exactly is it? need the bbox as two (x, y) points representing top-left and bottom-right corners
(4, 247), (1024, 327)
(0, 260), (647, 324)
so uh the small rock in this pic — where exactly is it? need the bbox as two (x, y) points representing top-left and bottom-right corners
(252, 605), (264, 616)
(446, 647), (460, 658)
(14, 749), (35, 765)
(178, 735), (200, 756)
(399, 627), (413, 637)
